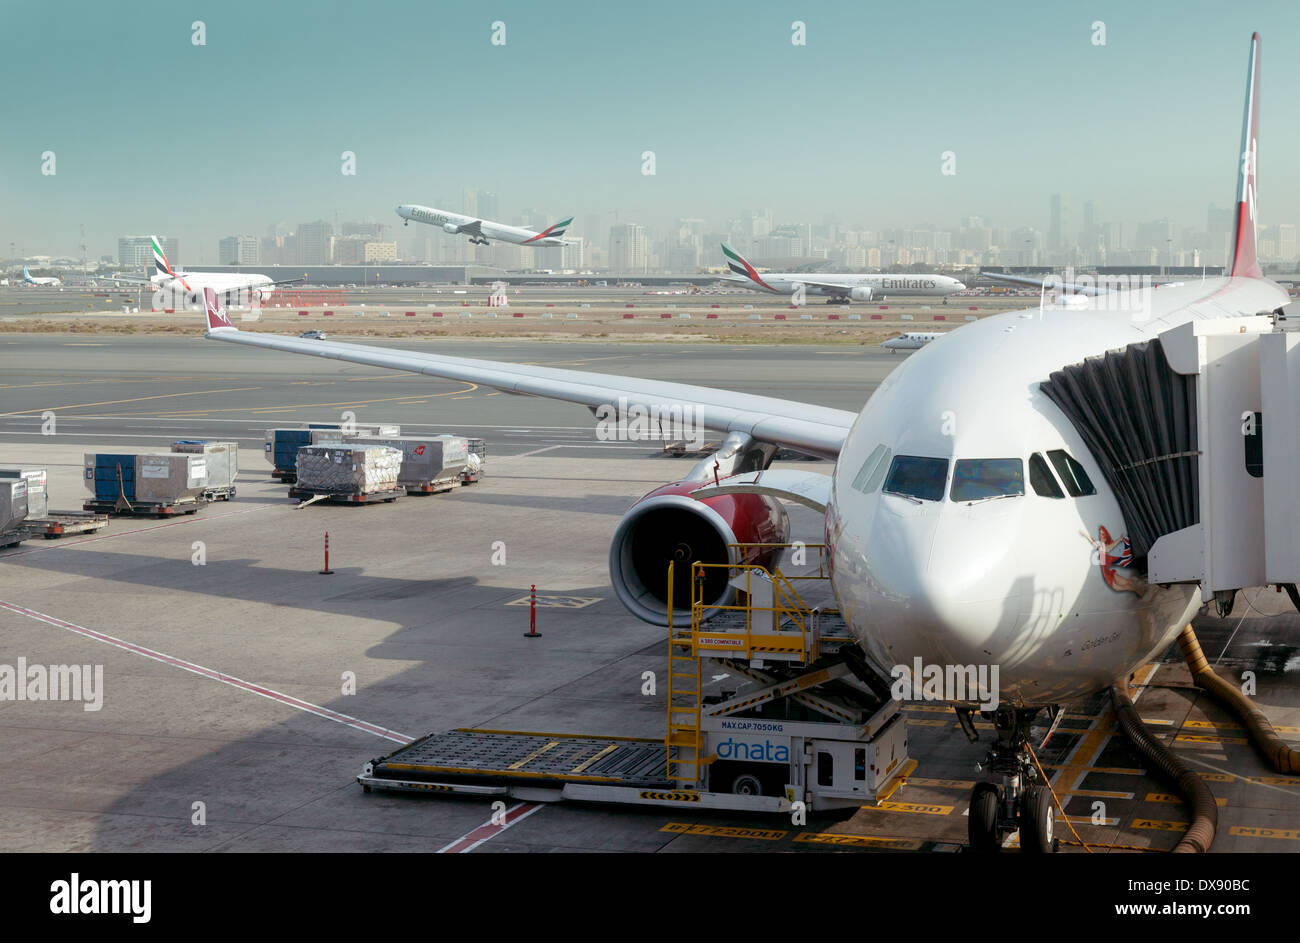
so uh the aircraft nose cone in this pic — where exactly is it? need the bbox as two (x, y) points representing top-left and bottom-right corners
(863, 502), (1025, 670)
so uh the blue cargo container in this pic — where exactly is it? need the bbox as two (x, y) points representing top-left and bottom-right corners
(86, 454), (137, 501)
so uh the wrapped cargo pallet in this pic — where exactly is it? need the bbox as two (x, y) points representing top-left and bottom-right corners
(346, 435), (469, 492)
(135, 454), (209, 503)
(265, 423), (401, 478)
(171, 441), (238, 491)
(0, 467), (48, 518)
(0, 477), (29, 535)
(295, 445), (402, 495)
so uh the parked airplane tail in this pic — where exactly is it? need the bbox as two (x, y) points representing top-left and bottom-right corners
(721, 243), (775, 292)
(22, 266), (31, 282)
(151, 235), (191, 290)
(203, 287), (236, 332)
(1230, 33), (1261, 278)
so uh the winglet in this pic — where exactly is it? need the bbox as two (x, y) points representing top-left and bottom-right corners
(1230, 33), (1262, 278)
(721, 243), (775, 292)
(204, 287), (237, 332)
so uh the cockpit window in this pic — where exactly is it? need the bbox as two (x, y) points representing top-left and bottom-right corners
(1047, 449), (1096, 497)
(883, 455), (949, 502)
(1028, 452), (1064, 498)
(950, 459), (1024, 502)
(851, 444), (891, 493)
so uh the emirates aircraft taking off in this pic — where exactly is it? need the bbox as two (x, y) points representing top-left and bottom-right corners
(721, 243), (965, 302)
(203, 35), (1281, 852)
(396, 204), (572, 247)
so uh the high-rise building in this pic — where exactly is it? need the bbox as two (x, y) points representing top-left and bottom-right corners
(1048, 194), (1071, 253)
(1277, 223), (1296, 260)
(297, 221), (333, 265)
(609, 223), (647, 273)
(218, 235), (259, 265)
(118, 235), (178, 268)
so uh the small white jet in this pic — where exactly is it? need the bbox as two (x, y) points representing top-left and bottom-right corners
(721, 244), (965, 303)
(396, 204), (572, 247)
(22, 266), (61, 287)
(881, 331), (941, 353)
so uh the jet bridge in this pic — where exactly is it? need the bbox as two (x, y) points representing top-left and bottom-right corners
(1041, 314), (1300, 604)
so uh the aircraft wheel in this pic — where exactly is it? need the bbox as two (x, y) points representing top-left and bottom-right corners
(967, 782), (1001, 852)
(1019, 784), (1056, 853)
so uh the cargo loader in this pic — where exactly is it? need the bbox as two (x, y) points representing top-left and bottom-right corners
(359, 544), (910, 814)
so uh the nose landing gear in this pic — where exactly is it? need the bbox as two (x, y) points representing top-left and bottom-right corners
(966, 706), (1058, 853)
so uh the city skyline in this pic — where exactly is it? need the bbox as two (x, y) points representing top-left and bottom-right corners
(4, 1), (1300, 263)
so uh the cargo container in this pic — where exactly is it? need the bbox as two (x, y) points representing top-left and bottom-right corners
(264, 423), (401, 481)
(135, 454), (209, 504)
(291, 444), (404, 503)
(0, 477), (29, 538)
(171, 440), (238, 498)
(84, 453), (139, 502)
(84, 452), (209, 514)
(346, 435), (468, 494)
(456, 436), (487, 483)
(0, 467), (47, 518)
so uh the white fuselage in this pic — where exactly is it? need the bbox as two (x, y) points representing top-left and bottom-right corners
(743, 273), (965, 297)
(153, 272), (275, 307)
(826, 276), (1290, 705)
(882, 332), (941, 351)
(395, 204), (564, 247)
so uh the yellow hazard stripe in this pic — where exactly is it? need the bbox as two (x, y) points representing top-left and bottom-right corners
(508, 741), (559, 770)
(571, 743), (619, 773)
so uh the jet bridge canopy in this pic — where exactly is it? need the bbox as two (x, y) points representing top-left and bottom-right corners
(1043, 315), (1300, 600)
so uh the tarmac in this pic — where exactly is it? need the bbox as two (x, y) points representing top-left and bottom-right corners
(0, 333), (1296, 852)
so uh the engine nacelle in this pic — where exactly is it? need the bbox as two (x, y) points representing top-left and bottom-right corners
(609, 480), (790, 626)
(849, 286), (873, 301)
(443, 222), (460, 234)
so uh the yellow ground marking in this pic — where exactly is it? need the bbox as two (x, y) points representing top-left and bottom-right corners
(1229, 825), (1300, 841)
(1175, 734), (1247, 745)
(793, 833), (922, 849)
(1061, 814), (1118, 826)
(661, 823), (787, 841)
(1041, 765), (1146, 776)
(1145, 792), (1227, 806)
(1132, 819), (1189, 831)
(869, 801), (953, 816)
(1064, 789), (1134, 800)
(0, 387), (264, 417)
(906, 777), (975, 790)
(906, 719), (950, 728)
(149, 383), (478, 417)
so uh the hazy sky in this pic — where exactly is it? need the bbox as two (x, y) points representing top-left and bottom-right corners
(3, 0), (1299, 258)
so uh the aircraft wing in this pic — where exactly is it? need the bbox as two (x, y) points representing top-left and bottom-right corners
(201, 295), (856, 459)
(457, 220), (485, 239)
(980, 271), (1110, 295)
